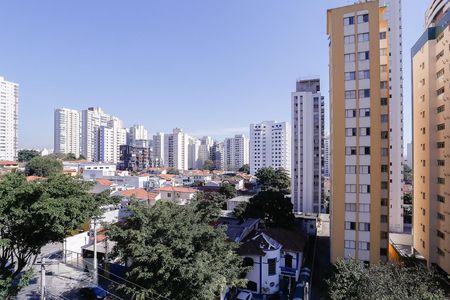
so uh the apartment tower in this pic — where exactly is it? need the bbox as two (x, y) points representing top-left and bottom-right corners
(0, 77), (18, 161)
(328, 0), (391, 263)
(54, 108), (81, 157)
(291, 79), (324, 213)
(412, 0), (450, 275)
(224, 134), (250, 172)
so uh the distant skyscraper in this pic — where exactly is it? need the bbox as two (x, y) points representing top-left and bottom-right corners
(152, 132), (165, 167)
(250, 121), (291, 175)
(291, 79), (324, 213)
(198, 136), (214, 169)
(324, 135), (330, 177)
(406, 142), (412, 168)
(0, 77), (18, 161)
(54, 108), (80, 157)
(412, 0), (450, 275)
(188, 137), (201, 169)
(96, 118), (126, 163)
(210, 141), (225, 170)
(128, 124), (148, 146)
(224, 134), (250, 171)
(81, 107), (114, 161)
(164, 128), (189, 170)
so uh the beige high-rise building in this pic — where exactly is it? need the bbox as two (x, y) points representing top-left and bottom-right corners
(328, 0), (391, 264)
(412, 0), (450, 275)
(54, 108), (80, 157)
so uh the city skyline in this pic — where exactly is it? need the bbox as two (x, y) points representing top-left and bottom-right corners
(0, 0), (427, 149)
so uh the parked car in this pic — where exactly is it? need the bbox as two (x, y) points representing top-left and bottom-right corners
(236, 291), (252, 300)
(79, 286), (108, 299)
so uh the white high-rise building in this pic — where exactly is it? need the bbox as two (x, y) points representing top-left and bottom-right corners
(250, 121), (291, 176)
(152, 132), (165, 167)
(0, 77), (18, 161)
(324, 135), (330, 177)
(54, 108), (80, 157)
(198, 136), (214, 169)
(291, 79), (324, 213)
(224, 134), (250, 172)
(164, 128), (189, 170)
(382, 0), (404, 233)
(96, 118), (126, 163)
(81, 107), (114, 161)
(188, 137), (201, 169)
(128, 124), (148, 146)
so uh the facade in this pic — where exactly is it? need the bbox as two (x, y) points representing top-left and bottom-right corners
(406, 142), (412, 168)
(119, 145), (152, 171)
(152, 132), (165, 167)
(324, 135), (330, 177)
(54, 108), (80, 157)
(210, 141), (225, 170)
(81, 107), (114, 161)
(128, 124), (148, 146)
(250, 121), (291, 176)
(198, 136), (214, 169)
(96, 118), (127, 163)
(291, 79), (324, 213)
(327, 1), (391, 264)
(224, 134), (250, 172)
(188, 137), (201, 169)
(412, 2), (450, 275)
(0, 77), (18, 161)
(164, 128), (189, 170)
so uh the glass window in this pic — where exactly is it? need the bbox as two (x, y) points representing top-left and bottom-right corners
(284, 254), (293, 268)
(358, 33), (369, 42)
(345, 71), (356, 81)
(344, 16), (355, 26)
(344, 35), (355, 44)
(379, 31), (387, 40)
(358, 51), (370, 61)
(345, 90), (356, 99)
(358, 70), (370, 79)
(357, 14), (369, 23)
(268, 258), (276, 275)
(345, 53), (356, 62)
(359, 89), (370, 98)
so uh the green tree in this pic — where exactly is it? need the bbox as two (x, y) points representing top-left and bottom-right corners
(25, 156), (63, 177)
(236, 191), (295, 229)
(202, 160), (216, 171)
(327, 258), (445, 300)
(17, 149), (41, 162)
(239, 164), (250, 174)
(0, 173), (113, 298)
(108, 201), (248, 300)
(403, 193), (412, 205)
(404, 164), (412, 182)
(78, 154), (86, 160)
(64, 153), (77, 161)
(255, 167), (290, 194)
(219, 182), (237, 199)
(166, 168), (180, 175)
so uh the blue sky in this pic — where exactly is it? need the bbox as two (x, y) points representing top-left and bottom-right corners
(0, 0), (427, 149)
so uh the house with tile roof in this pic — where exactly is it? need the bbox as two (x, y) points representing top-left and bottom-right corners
(156, 186), (197, 204)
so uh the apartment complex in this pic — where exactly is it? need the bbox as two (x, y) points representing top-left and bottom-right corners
(0, 77), (18, 161)
(152, 132), (165, 167)
(324, 135), (330, 177)
(327, 0), (391, 263)
(54, 108), (80, 157)
(164, 128), (189, 170)
(412, 0), (450, 275)
(291, 79), (324, 213)
(224, 134), (250, 172)
(96, 118), (127, 163)
(128, 124), (148, 147)
(250, 121), (291, 176)
(119, 144), (152, 171)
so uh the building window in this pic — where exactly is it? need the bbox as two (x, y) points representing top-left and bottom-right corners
(346, 128), (357, 137)
(437, 248), (445, 257)
(357, 14), (369, 23)
(380, 81), (388, 89)
(345, 90), (356, 99)
(344, 240), (356, 249)
(379, 31), (387, 40)
(358, 33), (369, 42)
(346, 147), (357, 155)
(437, 142), (445, 149)
(344, 35), (355, 44)
(381, 114), (389, 123)
(359, 70), (370, 80)
(437, 212), (445, 221)
(345, 53), (356, 62)
(268, 258), (276, 275)
(284, 254), (293, 268)
(381, 131), (389, 139)
(359, 203), (370, 212)
(436, 50), (444, 61)
(437, 160), (445, 166)
(437, 230), (445, 240)
(360, 165), (370, 174)
(436, 68), (445, 78)
(345, 222), (356, 230)
(345, 203), (357, 212)
(359, 51), (370, 61)
(345, 184), (357, 193)
(346, 109), (356, 118)
(345, 72), (356, 81)
(380, 215), (388, 223)
(360, 108), (370, 117)
(345, 165), (357, 174)
(381, 181), (388, 189)
(360, 127), (370, 136)
(438, 177), (445, 184)
(359, 222), (370, 231)
(344, 16), (355, 26)
(243, 257), (254, 267)
(247, 281), (258, 292)
(437, 123), (445, 131)
(359, 241), (370, 250)
(437, 87), (445, 96)
(360, 147), (371, 155)
(359, 184), (370, 193)
(381, 98), (388, 105)
(437, 105), (445, 113)
(358, 89), (370, 98)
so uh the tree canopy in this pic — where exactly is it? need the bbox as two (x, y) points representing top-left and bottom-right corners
(0, 173), (113, 298)
(202, 160), (216, 171)
(219, 182), (237, 199)
(255, 167), (290, 194)
(234, 191), (295, 229)
(108, 200), (248, 300)
(25, 156), (63, 177)
(17, 149), (41, 162)
(166, 168), (180, 175)
(239, 164), (250, 174)
(327, 259), (445, 300)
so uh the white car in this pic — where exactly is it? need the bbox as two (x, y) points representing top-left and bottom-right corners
(236, 291), (253, 300)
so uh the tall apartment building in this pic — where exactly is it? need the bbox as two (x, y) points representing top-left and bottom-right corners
(250, 121), (291, 176)
(119, 144), (152, 171)
(54, 108), (80, 157)
(188, 137), (201, 169)
(198, 136), (214, 169)
(164, 128), (189, 170)
(327, 0), (392, 263)
(0, 77), (18, 161)
(210, 141), (225, 170)
(152, 132), (165, 167)
(224, 134), (250, 172)
(128, 124), (148, 146)
(96, 118), (127, 163)
(412, 0), (450, 275)
(324, 135), (331, 177)
(291, 79), (324, 213)
(81, 107), (114, 161)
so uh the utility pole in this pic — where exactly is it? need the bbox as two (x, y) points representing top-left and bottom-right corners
(92, 217), (98, 286)
(40, 258), (46, 300)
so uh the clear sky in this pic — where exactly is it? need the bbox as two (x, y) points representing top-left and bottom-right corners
(0, 0), (428, 149)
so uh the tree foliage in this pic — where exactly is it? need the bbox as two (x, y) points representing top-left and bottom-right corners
(327, 258), (445, 300)
(235, 191), (295, 229)
(108, 200), (248, 300)
(404, 164), (412, 182)
(0, 173), (113, 298)
(25, 156), (63, 177)
(239, 164), (250, 174)
(403, 193), (412, 205)
(166, 168), (180, 175)
(219, 182), (237, 199)
(202, 160), (216, 171)
(255, 167), (290, 194)
(17, 149), (41, 162)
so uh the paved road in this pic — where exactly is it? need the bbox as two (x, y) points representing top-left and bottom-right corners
(311, 214), (331, 300)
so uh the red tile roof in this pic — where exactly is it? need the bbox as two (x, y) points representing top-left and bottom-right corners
(26, 176), (44, 182)
(96, 179), (113, 186)
(119, 188), (159, 201)
(156, 186), (197, 193)
(0, 161), (18, 166)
